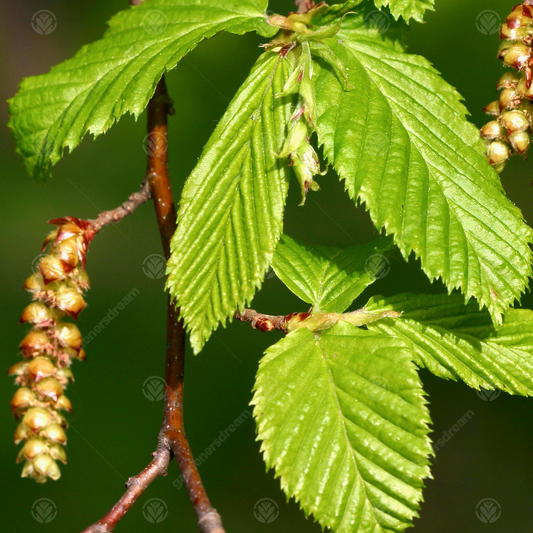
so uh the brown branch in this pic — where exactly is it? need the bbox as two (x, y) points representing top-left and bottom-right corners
(234, 309), (288, 332)
(87, 178), (151, 233)
(80, 76), (224, 533)
(80, 445), (171, 533)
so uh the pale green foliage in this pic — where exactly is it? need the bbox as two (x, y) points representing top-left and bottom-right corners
(366, 293), (533, 395)
(314, 39), (533, 322)
(166, 53), (291, 354)
(272, 234), (393, 312)
(252, 323), (432, 533)
(8, 0), (276, 179)
(372, 0), (434, 22)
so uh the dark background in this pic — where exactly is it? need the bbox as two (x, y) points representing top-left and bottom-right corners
(1, 0), (532, 531)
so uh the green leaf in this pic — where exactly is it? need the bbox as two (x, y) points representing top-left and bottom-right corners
(372, 0), (434, 22)
(272, 234), (394, 312)
(252, 323), (432, 533)
(166, 52), (291, 354)
(8, 0), (277, 179)
(366, 293), (533, 395)
(314, 39), (533, 322)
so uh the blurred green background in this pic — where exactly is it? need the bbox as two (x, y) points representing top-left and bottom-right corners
(2, 0), (533, 531)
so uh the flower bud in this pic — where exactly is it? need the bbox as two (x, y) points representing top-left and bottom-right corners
(71, 268), (90, 291)
(33, 453), (61, 480)
(497, 71), (521, 91)
(20, 330), (52, 358)
(517, 77), (533, 99)
(22, 438), (47, 461)
(21, 460), (34, 479)
(19, 302), (59, 326)
(14, 422), (30, 444)
(500, 88), (518, 110)
(11, 387), (36, 414)
(77, 348), (86, 361)
(480, 120), (506, 139)
(55, 367), (74, 384)
(55, 322), (82, 351)
(39, 423), (67, 445)
(8, 361), (28, 376)
(54, 286), (86, 319)
(509, 130), (531, 154)
(483, 100), (500, 116)
(27, 356), (56, 382)
(23, 273), (45, 292)
(35, 377), (63, 402)
(22, 407), (51, 433)
(49, 443), (67, 463)
(54, 236), (81, 269)
(500, 23), (531, 42)
(500, 110), (530, 133)
(39, 254), (70, 284)
(54, 394), (72, 413)
(506, 4), (533, 29)
(501, 43), (530, 71)
(487, 140), (511, 165)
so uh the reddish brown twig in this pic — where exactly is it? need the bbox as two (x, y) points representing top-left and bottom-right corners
(80, 76), (224, 533)
(234, 309), (288, 332)
(87, 178), (151, 232)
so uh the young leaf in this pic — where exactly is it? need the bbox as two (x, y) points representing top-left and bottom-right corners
(272, 234), (393, 312)
(252, 323), (432, 533)
(372, 0), (434, 22)
(314, 39), (533, 322)
(8, 0), (277, 179)
(166, 53), (291, 354)
(366, 293), (533, 395)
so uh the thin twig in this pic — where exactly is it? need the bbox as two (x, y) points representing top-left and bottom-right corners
(80, 445), (171, 533)
(87, 178), (151, 232)
(234, 309), (288, 332)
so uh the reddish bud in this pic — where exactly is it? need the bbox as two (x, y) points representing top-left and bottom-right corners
(509, 130), (531, 154)
(35, 377), (63, 402)
(483, 100), (500, 116)
(39, 254), (70, 284)
(27, 356), (56, 382)
(19, 302), (59, 326)
(500, 109), (530, 133)
(54, 394), (72, 413)
(488, 140), (511, 165)
(39, 423), (67, 445)
(11, 387), (37, 414)
(54, 322), (82, 351)
(20, 330), (52, 358)
(480, 120), (506, 139)
(22, 407), (52, 433)
(54, 287), (86, 319)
